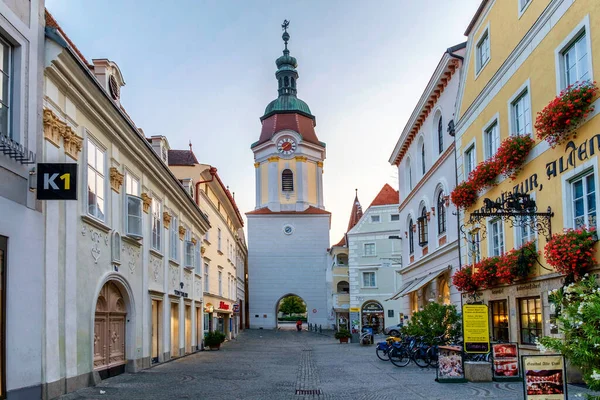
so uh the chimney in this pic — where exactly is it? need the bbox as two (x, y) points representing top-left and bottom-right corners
(92, 59), (126, 106)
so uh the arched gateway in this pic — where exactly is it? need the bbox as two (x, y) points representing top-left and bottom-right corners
(93, 281), (127, 378)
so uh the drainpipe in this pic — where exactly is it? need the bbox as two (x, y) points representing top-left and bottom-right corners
(195, 167), (218, 204)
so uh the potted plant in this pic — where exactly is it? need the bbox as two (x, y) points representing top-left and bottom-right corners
(204, 330), (226, 350)
(335, 328), (352, 343)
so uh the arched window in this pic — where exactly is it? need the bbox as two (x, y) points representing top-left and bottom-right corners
(418, 207), (428, 247)
(407, 159), (413, 192)
(282, 169), (294, 192)
(284, 76), (289, 87)
(437, 191), (447, 235)
(421, 142), (426, 174)
(337, 281), (349, 293)
(408, 219), (414, 254)
(438, 116), (444, 154)
(279, 77), (283, 89)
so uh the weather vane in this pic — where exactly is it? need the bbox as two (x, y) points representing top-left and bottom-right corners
(281, 20), (290, 50)
(282, 20), (290, 32)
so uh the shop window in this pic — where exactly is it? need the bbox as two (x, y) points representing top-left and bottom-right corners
(519, 297), (542, 345)
(490, 300), (509, 341)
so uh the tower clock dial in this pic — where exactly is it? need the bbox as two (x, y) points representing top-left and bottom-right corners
(277, 137), (297, 155)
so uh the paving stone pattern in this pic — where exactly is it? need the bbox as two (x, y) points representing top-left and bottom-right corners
(59, 330), (598, 400)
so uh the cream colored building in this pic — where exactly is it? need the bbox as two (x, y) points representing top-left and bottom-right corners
(169, 156), (246, 339)
(42, 12), (209, 398)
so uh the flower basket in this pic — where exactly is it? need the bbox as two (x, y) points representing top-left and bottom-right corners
(496, 241), (538, 284)
(544, 227), (597, 279)
(471, 257), (500, 289)
(495, 134), (536, 180)
(534, 81), (599, 148)
(451, 181), (478, 209)
(452, 266), (478, 293)
(468, 159), (502, 189)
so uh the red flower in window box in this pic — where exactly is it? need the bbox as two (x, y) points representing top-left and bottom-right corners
(544, 227), (597, 279)
(452, 266), (478, 294)
(496, 241), (538, 284)
(534, 81), (598, 148)
(450, 181), (478, 209)
(471, 257), (500, 289)
(468, 159), (502, 189)
(494, 134), (536, 180)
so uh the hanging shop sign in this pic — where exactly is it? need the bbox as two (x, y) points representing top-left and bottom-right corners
(522, 355), (567, 400)
(174, 289), (188, 298)
(232, 303), (240, 313)
(463, 304), (490, 353)
(218, 301), (230, 310)
(492, 343), (521, 381)
(37, 163), (78, 200)
(204, 303), (214, 313)
(349, 307), (360, 312)
(436, 345), (466, 383)
(361, 301), (384, 314)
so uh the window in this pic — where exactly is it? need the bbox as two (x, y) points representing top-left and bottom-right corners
(437, 116), (444, 154)
(467, 231), (481, 264)
(561, 32), (589, 89)
(511, 89), (531, 136)
(362, 271), (376, 288)
(184, 229), (194, 268)
(204, 229), (210, 243)
(489, 219), (504, 256)
(195, 238), (201, 273)
(204, 263), (209, 292)
(519, 297), (542, 345)
(407, 159), (413, 192)
(227, 239), (230, 259)
(418, 207), (428, 247)
(151, 198), (162, 251)
(364, 243), (376, 256)
(170, 215), (179, 261)
(517, 214), (536, 247)
(408, 219), (415, 254)
(282, 169), (294, 192)
(87, 139), (106, 221)
(217, 228), (222, 252)
(464, 145), (476, 176)
(437, 192), (446, 235)
(218, 270), (222, 296)
(476, 29), (490, 73)
(484, 121), (500, 159)
(571, 171), (596, 229)
(337, 281), (349, 293)
(391, 214), (400, 221)
(0, 37), (12, 139)
(371, 215), (380, 223)
(421, 142), (426, 175)
(519, 0), (530, 11)
(490, 300), (509, 342)
(125, 174), (142, 238)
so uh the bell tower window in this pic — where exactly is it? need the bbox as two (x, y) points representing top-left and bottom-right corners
(284, 76), (289, 87)
(282, 169), (294, 192)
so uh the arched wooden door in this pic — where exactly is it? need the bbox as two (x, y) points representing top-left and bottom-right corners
(94, 282), (126, 374)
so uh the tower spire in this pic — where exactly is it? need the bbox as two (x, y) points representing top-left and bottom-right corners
(275, 19), (298, 97)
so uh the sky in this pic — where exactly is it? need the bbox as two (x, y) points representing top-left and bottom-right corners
(45, 0), (482, 243)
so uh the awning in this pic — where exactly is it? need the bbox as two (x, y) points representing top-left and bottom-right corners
(387, 267), (450, 300)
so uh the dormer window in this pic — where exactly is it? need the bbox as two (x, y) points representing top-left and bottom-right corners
(161, 146), (167, 162)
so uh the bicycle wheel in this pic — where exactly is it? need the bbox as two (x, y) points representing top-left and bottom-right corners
(389, 347), (410, 367)
(376, 347), (389, 361)
(426, 346), (439, 368)
(412, 347), (430, 368)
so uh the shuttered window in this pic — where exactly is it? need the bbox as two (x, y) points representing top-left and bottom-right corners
(282, 169), (294, 192)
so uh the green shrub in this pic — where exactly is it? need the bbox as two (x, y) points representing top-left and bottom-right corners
(401, 302), (461, 345)
(204, 330), (226, 347)
(334, 329), (352, 339)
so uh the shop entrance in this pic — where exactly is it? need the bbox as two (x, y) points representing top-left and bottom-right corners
(275, 294), (307, 330)
(170, 302), (179, 358)
(361, 301), (385, 334)
(184, 304), (192, 354)
(0, 237), (6, 399)
(151, 299), (161, 363)
(93, 281), (127, 379)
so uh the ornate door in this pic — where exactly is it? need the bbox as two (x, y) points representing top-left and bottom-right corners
(94, 282), (126, 371)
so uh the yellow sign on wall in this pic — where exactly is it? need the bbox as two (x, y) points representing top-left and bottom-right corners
(349, 307), (360, 312)
(463, 304), (490, 353)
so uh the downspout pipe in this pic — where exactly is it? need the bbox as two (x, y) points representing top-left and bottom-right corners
(195, 167), (218, 204)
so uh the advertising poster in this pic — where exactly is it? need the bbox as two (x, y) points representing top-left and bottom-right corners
(492, 343), (521, 381)
(436, 345), (466, 383)
(349, 311), (360, 334)
(522, 355), (567, 400)
(463, 304), (490, 353)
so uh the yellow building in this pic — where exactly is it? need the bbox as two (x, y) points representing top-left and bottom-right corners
(454, 0), (600, 352)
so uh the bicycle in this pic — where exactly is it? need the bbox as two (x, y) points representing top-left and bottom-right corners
(389, 336), (414, 367)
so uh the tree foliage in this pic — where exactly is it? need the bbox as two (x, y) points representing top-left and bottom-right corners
(279, 295), (306, 315)
(538, 274), (600, 399)
(401, 302), (461, 345)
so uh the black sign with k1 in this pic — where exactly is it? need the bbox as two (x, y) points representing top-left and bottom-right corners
(37, 163), (78, 200)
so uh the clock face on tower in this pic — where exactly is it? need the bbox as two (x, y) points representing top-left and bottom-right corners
(277, 137), (297, 155)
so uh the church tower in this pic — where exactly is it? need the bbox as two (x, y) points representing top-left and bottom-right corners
(247, 21), (331, 329)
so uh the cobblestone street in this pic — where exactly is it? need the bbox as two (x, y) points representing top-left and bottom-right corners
(59, 330), (597, 400)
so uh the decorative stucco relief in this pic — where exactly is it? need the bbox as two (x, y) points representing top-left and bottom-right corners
(169, 265), (178, 292)
(109, 167), (124, 193)
(122, 244), (140, 274)
(82, 224), (109, 264)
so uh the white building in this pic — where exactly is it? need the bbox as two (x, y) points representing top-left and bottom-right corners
(0, 0), (45, 398)
(42, 13), (210, 398)
(347, 184), (403, 334)
(247, 24), (330, 329)
(388, 43), (466, 316)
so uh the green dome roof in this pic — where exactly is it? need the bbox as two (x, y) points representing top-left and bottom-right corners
(263, 96), (312, 118)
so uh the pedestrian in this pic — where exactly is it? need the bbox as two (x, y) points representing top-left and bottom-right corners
(296, 319), (302, 332)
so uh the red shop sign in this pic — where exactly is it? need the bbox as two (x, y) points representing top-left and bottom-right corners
(219, 301), (230, 310)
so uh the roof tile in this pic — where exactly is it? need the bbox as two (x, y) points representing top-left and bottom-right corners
(369, 184), (399, 207)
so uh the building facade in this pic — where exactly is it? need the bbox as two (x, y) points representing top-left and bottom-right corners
(247, 23), (330, 329)
(0, 0), (45, 398)
(454, 0), (600, 352)
(42, 13), (210, 398)
(388, 44), (465, 316)
(347, 184), (403, 334)
(168, 156), (246, 340)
